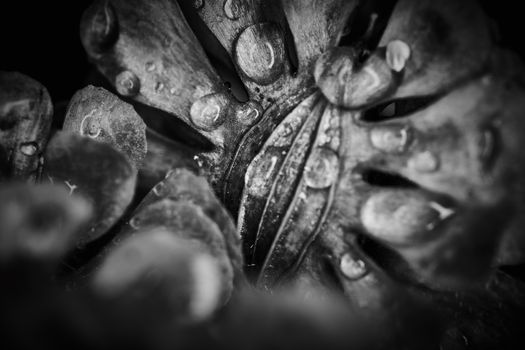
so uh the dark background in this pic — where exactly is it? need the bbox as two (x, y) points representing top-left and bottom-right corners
(1, 1), (524, 105)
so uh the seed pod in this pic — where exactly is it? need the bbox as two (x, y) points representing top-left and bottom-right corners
(0, 72), (53, 182)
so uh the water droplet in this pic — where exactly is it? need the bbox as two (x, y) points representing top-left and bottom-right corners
(386, 40), (411, 72)
(155, 82), (165, 92)
(479, 125), (498, 171)
(340, 253), (368, 280)
(234, 23), (285, 85)
(304, 148), (340, 189)
(194, 155), (204, 168)
(83, 0), (118, 54)
(223, 0), (241, 20)
(152, 181), (166, 197)
(115, 70), (140, 97)
(370, 125), (412, 153)
(409, 151), (439, 173)
(190, 93), (230, 131)
(79, 111), (101, 138)
(193, 0), (204, 10)
(246, 153), (279, 197)
(236, 100), (263, 125)
(112, 234), (122, 245)
(85, 119), (101, 138)
(20, 142), (38, 156)
(145, 62), (156, 72)
(129, 217), (141, 230)
(361, 191), (452, 246)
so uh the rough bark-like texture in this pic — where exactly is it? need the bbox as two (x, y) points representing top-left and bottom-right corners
(0, 72), (53, 182)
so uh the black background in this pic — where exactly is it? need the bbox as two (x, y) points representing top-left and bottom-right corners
(0, 0), (524, 105)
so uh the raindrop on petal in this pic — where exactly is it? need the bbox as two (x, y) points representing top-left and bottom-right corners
(370, 125), (412, 153)
(20, 142), (39, 156)
(236, 100), (263, 125)
(190, 93), (230, 131)
(361, 191), (453, 246)
(340, 252), (368, 280)
(304, 148), (340, 189)
(223, 0), (241, 20)
(115, 70), (140, 97)
(408, 151), (440, 173)
(386, 40), (411, 72)
(235, 23), (286, 85)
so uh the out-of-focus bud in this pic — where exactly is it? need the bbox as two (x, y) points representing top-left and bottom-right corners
(0, 184), (91, 263)
(43, 132), (136, 247)
(93, 229), (223, 323)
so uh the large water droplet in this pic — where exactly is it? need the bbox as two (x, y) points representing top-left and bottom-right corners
(340, 252), (368, 280)
(152, 181), (167, 197)
(386, 40), (411, 72)
(234, 23), (286, 85)
(370, 125), (412, 153)
(115, 70), (140, 97)
(223, 0), (241, 20)
(236, 100), (263, 125)
(20, 142), (39, 156)
(193, 0), (204, 10)
(408, 151), (439, 173)
(190, 93), (230, 131)
(304, 148), (340, 189)
(361, 191), (454, 246)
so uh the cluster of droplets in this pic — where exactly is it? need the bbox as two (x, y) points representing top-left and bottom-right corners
(303, 108), (341, 190)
